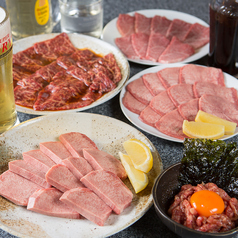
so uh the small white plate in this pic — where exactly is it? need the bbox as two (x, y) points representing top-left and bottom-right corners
(102, 9), (209, 66)
(0, 112), (163, 238)
(119, 63), (238, 143)
(13, 33), (130, 115)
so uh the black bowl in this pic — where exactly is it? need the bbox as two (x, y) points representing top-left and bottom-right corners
(152, 162), (238, 238)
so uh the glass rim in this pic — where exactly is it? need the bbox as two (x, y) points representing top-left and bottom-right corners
(58, 0), (103, 7)
(0, 6), (9, 26)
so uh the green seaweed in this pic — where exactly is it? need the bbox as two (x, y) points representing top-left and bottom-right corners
(178, 138), (238, 198)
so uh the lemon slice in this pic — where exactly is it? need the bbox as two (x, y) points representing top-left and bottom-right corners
(195, 110), (237, 135)
(123, 139), (153, 173)
(119, 152), (149, 193)
(183, 120), (225, 139)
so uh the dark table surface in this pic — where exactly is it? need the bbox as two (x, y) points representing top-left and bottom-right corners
(1, 0), (237, 237)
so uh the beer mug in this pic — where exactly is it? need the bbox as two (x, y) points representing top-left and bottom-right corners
(5, 0), (61, 40)
(0, 7), (17, 134)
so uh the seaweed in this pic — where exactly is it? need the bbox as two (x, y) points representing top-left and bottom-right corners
(178, 138), (238, 198)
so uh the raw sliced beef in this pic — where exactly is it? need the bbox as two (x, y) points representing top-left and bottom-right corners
(166, 19), (192, 41)
(139, 106), (162, 127)
(62, 156), (94, 180)
(193, 81), (238, 104)
(178, 98), (199, 121)
(158, 36), (195, 63)
(142, 72), (166, 96)
(27, 188), (80, 219)
(199, 94), (238, 124)
(126, 77), (154, 105)
(57, 55), (76, 69)
(117, 14), (135, 36)
(179, 64), (225, 86)
(59, 132), (98, 158)
(9, 160), (51, 188)
(150, 15), (172, 36)
(83, 148), (127, 180)
(39, 141), (72, 164)
(0, 170), (43, 206)
(45, 164), (84, 192)
(155, 109), (187, 140)
(80, 170), (133, 215)
(149, 90), (176, 116)
(13, 66), (31, 86)
(157, 67), (181, 88)
(60, 187), (112, 226)
(122, 91), (147, 115)
(167, 84), (195, 107)
(115, 35), (140, 59)
(17, 73), (46, 91)
(145, 32), (170, 62)
(131, 33), (150, 59)
(183, 23), (209, 49)
(134, 12), (151, 35)
(22, 149), (56, 173)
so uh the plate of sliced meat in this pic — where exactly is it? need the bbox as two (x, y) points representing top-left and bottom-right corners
(13, 33), (130, 115)
(0, 112), (163, 238)
(120, 63), (238, 142)
(102, 9), (209, 65)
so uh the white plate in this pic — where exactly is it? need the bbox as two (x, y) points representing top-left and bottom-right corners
(102, 9), (209, 66)
(0, 112), (163, 238)
(13, 33), (130, 115)
(119, 63), (238, 143)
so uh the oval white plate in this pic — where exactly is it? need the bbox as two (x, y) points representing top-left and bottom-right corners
(13, 33), (130, 115)
(0, 112), (163, 238)
(102, 9), (209, 66)
(119, 63), (238, 143)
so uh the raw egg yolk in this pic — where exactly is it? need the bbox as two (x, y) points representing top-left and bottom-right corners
(190, 190), (225, 217)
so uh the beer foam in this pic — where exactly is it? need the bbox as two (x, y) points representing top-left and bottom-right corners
(0, 8), (6, 24)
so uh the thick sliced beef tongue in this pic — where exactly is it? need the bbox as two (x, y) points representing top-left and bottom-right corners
(131, 33), (149, 59)
(134, 12), (151, 35)
(178, 98), (199, 121)
(157, 67), (181, 88)
(116, 14), (135, 37)
(139, 106), (162, 127)
(150, 15), (172, 35)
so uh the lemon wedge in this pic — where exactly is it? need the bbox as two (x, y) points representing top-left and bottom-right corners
(119, 152), (149, 193)
(182, 120), (225, 139)
(195, 110), (237, 135)
(123, 139), (153, 173)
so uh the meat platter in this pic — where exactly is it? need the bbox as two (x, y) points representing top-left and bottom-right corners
(119, 63), (238, 143)
(0, 112), (163, 238)
(13, 33), (130, 115)
(102, 9), (209, 66)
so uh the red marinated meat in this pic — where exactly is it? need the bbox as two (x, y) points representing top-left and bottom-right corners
(13, 66), (31, 86)
(45, 164), (84, 192)
(17, 73), (46, 91)
(150, 15), (172, 35)
(62, 156), (94, 180)
(166, 19), (192, 41)
(59, 132), (98, 158)
(57, 55), (76, 69)
(142, 72), (166, 96)
(80, 170), (133, 215)
(193, 81), (238, 104)
(199, 94), (238, 124)
(27, 188), (80, 219)
(178, 98), (199, 121)
(83, 148), (127, 180)
(167, 84), (195, 107)
(179, 64), (225, 86)
(9, 160), (51, 188)
(157, 67), (181, 88)
(158, 36), (195, 63)
(0, 170), (43, 206)
(39, 141), (72, 164)
(145, 32), (170, 62)
(126, 77), (154, 105)
(139, 106), (162, 127)
(149, 91), (176, 116)
(122, 91), (147, 115)
(155, 109), (187, 140)
(134, 12), (151, 35)
(23, 149), (56, 173)
(116, 14), (135, 36)
(183, 23), (209, 49)
(60, 187), (112, 226)
(115, 35), (140, 59)
(131, 33), (150, 59)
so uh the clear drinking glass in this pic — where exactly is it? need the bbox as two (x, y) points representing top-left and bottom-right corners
(59, 0), (103, 38)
